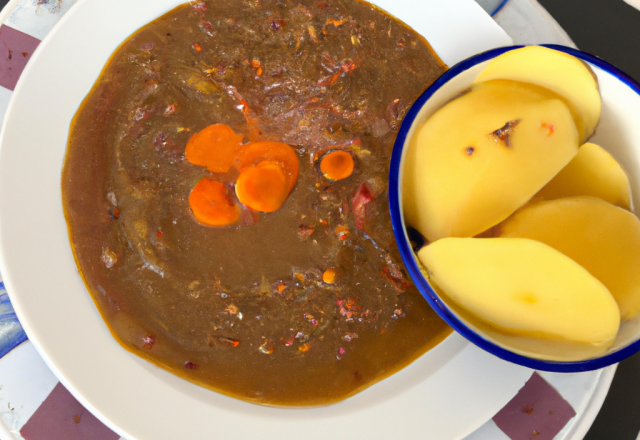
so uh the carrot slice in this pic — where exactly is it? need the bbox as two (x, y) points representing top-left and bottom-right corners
(235, 142), (299, 193)
(320, 150), (354, 181)
(323, 268), (337, 284)
(236, 161), (289, 212)
(185, 124), (244, 173)
(189, 178), (240, 226)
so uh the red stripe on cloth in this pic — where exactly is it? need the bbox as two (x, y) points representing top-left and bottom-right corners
(493, 372), (576, 440)
(20, 382), (119, 440)
(0, 24), (40, 91)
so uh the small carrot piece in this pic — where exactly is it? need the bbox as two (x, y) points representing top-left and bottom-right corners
(189, 178), (240, 227)
(320, 150), (354, 181)
(323, 268), (337, 284)
(236, 161), (289, 212)
(185, 124), (244, 173)
(235, 141), (299, 193)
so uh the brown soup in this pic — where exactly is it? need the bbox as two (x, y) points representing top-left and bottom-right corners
(62, 0), (451, 406)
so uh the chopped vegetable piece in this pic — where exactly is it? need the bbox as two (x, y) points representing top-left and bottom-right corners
(235, 142), (299, 193)
(323, 268), (337, 283)
(189, 178), (240, 227)
(352, 182), (375, 229)
(320, 150), (355, 181)
(185, 124), (244, 173)
(236, 160), (289, 212)
(259, 339), (275, 354)
(141, 335), (155, 350)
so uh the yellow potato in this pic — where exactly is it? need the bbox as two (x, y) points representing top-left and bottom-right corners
(418, 237), (620, 348)
(499, 197), (640, 320)
(536, 142), (631, 210)
(403, 80), (579, 242)
(474, 45), (601, 142)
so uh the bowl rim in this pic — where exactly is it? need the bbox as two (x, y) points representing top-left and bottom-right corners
(388, 44), (640, 372)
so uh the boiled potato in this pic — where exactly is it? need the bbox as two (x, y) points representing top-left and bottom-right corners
(474, 45), (601, 142)
(418, 237), (620, 348)
(403, 80), (579, 242)
(499, 197), (640, 320)
(536, 142), (631, 210)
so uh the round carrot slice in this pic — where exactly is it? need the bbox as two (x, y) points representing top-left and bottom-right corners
(236, 160), (289, 212)
(320, 150), (354, 181)
(185, 124), (244, 173)
(235, 142), (299, 193)
(189, 178), (240, 226)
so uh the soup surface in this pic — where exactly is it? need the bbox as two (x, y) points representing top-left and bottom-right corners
(62, 0), (450, 406)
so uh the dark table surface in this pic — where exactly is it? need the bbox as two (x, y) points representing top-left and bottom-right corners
(0, 0), (638, 439)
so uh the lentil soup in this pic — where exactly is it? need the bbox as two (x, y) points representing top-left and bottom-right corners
(62, 0), (451, 406)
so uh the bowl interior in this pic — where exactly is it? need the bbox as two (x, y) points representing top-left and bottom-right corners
(391, 45), (640, 371)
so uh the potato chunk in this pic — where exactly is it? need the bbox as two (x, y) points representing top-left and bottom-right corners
(499, 197), (640, 320)
(536, 142), (631, 210)
(403, 80), (579, 242)
(418, 237), (620, 348)
(474, 45), (601, 142)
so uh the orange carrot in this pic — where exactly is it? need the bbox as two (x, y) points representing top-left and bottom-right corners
(185, 124), (244, 173)
(235, 142), (299, 193)
(235, 161), (289, 212)
(320, 150), (354, 181)
(322, 268), (337, 284)
(189, 178), (240, 226)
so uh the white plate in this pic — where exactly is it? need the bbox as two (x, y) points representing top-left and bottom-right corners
(0, 0), (531, 439)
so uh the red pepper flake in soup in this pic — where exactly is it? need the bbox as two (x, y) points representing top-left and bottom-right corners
(283, 336), (295, 346)
(351, 182), (375, 229)
(141, 335), (155, 350)
(185, 362), (198, 370)
(335, 225), (349, 239)
(304, 313), (319, 327)
(270, 19), (286, 31)
(192, 2), (206, 13)
(381, 266), (412, 293)
(192, 43), (202, 52)
(298, 224), (315, 238)
(108, 207), (120, 220)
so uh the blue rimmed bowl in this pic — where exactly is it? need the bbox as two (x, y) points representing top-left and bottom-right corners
(389, 44), (640, 372)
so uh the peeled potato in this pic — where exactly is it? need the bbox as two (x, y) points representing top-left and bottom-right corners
(403, 80), (579, 242)
(418, 237), (620, 348)
(536, 142), (631, 210)
(474, 45), (601, 142)
(499, 197), (640, 321)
